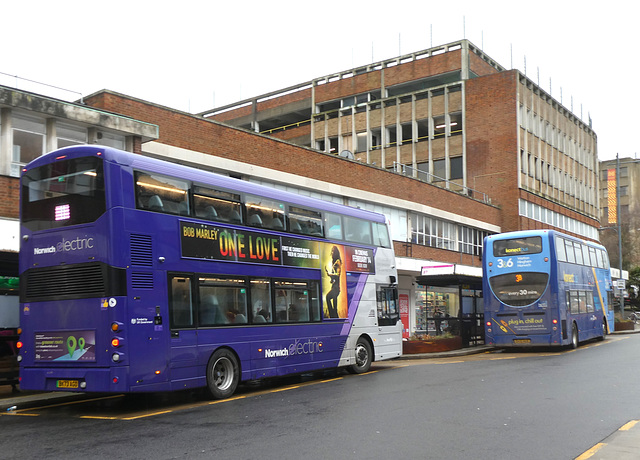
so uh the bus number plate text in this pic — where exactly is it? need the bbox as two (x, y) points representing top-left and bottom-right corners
(513, 339), (531, 344)
(56, 380), (79, 389)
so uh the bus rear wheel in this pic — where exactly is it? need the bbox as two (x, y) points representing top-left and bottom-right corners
(570, 323), (579, 349)
(206, 348), (240, 400)
(349, 337), (372, 374)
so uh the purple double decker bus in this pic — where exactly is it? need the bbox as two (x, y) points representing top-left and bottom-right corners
(18, 145), (402, 398)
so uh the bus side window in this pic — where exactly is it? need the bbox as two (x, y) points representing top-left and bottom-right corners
(136, 172), (190, 216)
(288, 206), (323, 237)
(250, 278), (272, 324)
(170, 276), (194, 329)
(556, 237), (567, 262)
(373, 222), (391, 248)
(199, 277), (248, 326)
(344, 216), (372, 245)
(377, 286), (399, 326)
(325, 212), (343, 240)
(193, 186), (242, 224)
(245, 195), (285, 231)
(564, 240), (576, 264)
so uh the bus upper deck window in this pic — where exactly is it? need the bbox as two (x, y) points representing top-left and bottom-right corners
(288, 206), (323, 236)
(193, 186), (242, 224)
(344, 216), (372, 245)
(136, 172), (190, 216)
(245, 195), (285, 231)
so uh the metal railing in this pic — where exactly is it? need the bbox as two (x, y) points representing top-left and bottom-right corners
(393, 162), (490, 204)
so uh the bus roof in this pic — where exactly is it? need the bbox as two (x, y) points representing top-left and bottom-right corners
(25, 145), (387, 224)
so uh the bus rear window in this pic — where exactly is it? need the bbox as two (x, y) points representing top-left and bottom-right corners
(493, 236), (542, 257)
(489, 272), (549, 307)
(21, 156), (105, 231)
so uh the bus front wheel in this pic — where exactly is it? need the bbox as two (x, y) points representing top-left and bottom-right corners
(206, 348), (240, 400)
(349, 337), (372, 374)
(570, 323), (579, 349)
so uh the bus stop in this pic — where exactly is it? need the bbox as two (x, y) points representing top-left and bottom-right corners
(416, 264), (484, 347)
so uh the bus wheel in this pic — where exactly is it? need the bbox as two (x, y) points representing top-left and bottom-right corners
(598, 320), (607, 341)
(570, 323), (579, 349)
(349, 337), (372, 374)
(206, 348), (240, 400)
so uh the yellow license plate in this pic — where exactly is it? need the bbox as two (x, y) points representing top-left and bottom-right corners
(56, 379), (79, 389)
(513, 339), (531, 344)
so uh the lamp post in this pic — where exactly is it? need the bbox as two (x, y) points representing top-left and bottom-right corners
(616, 154), (624, 320)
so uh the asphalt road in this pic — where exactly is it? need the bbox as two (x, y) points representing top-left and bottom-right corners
(2, 335), (640, 459)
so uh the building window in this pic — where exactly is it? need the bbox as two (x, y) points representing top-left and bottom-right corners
(400, 123), (412, 144)
(449, 113), (462, 136)
(57, 123), (87, 148)
(450, 156), (463, 180)
(12, 115), (45, 176)
(416, 119), (429, 142)
(433, 159), (446, 180)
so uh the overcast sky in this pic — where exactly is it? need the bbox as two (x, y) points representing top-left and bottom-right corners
(2, 1), (636, 160)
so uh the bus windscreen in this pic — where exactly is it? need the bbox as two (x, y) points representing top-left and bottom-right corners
(21, 157), (105, 231)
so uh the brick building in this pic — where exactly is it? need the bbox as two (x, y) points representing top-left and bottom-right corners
(599, 157), (640, 271)
(0, 39), (600, 342)
(0, 85), (157, 330)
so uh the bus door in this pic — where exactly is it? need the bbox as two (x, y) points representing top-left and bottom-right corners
(124, 269), (171, 390)
(168, 275), (199, 383)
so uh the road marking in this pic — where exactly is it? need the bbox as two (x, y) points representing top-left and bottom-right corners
(575, 442), (607, 459)
(619, 420), (639, 431)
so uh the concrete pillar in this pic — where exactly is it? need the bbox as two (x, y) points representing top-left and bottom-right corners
(0, 108), (12, 176)
(46, 118), (57, 153)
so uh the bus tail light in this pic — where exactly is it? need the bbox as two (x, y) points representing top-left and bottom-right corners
(111, 337), (124, 348)
(16, 341), (23, 349)
(486, 321), (492, 327)
(552, 319), (558, 324)
(112, 352), (123, 362)
(111, 322), (123, 332)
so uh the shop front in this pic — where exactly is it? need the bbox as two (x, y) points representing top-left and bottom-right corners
(413, 264), (484, 348)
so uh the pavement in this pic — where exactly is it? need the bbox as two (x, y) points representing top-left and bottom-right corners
(2, 327), (640, 459)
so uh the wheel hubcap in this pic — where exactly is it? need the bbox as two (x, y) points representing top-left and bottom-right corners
(213, 357), (233, 390)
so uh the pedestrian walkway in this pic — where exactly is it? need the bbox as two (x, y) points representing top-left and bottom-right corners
(576, 420), (640, 460)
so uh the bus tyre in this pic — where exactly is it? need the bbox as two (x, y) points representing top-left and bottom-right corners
(349, 337), (372, 374)
(598, 320), (607, 341)
(206, 348), (240, 400)
(571, 323), (579, 349)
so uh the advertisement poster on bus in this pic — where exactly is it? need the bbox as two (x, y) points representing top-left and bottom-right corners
(34, 330), (96, 362)
(321, 244), (348, 318)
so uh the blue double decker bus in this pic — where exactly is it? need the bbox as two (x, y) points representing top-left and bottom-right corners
(17, 145), (402, 398)
(483, 230), (613, 348)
